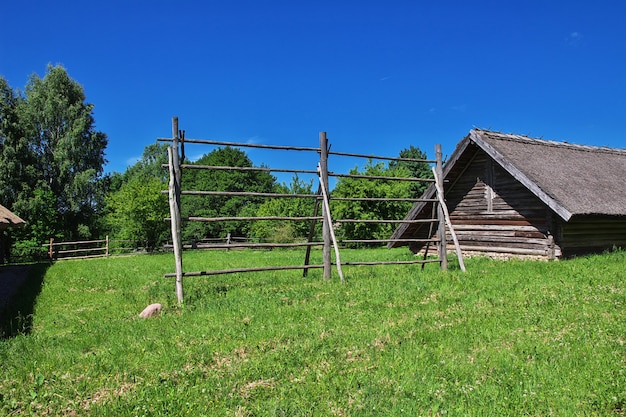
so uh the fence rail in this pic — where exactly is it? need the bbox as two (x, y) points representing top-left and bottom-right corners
(43, 237), (144, 261)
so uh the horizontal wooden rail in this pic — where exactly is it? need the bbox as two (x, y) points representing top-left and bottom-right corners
(335, 259), (441, 266)
(47, 239), (107, 247)
(173, 164), (319, 175)
(335, 218), (438, 224)
(338, 238), (440, 244)
(56, 247), (107, 255)
(170, 190), (320, 199)
(327, 150), (436, 164)
(329, 172), (436, 182)
(158, 137), (320, 152)
(164, 264), (326, 278)
(165, 242), (324, 250)
(169, 216), (324, 222)
(330, 197), (438, 203)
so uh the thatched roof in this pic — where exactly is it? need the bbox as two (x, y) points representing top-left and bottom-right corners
(389, 129), (626, 247)
(0, 204), (25, 230)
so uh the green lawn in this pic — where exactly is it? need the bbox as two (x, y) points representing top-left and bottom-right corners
(1, 249), (625, 416)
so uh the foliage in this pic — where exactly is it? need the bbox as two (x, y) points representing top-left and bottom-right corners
(1, 250), (625, 416)
(104, 142), (169, 250)
(388, 145), (433, 196)
(251, 175), (319, 242)
(180, 146), (277, 241)
(331, 160), (414, 245)
(111, 142), (170, 192)
(105, 176), (169, 250)
(0, 65), (108, 245)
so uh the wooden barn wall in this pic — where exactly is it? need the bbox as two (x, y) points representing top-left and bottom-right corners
(443, 152), (557, 258)
(560, 217), (626, 257)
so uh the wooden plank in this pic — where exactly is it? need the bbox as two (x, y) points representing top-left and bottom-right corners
(165, 264), (326, 278)
(433, 165), (465, 271)
(159, 137), (321, 153)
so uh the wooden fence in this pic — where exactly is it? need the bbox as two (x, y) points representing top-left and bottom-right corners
(159, 117), (455, 304)
(44, 237), (142, 261)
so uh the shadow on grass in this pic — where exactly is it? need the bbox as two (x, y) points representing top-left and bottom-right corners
(0, 262), (49, 339)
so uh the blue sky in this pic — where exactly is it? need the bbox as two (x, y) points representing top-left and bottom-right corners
(1, 0), (625, 182)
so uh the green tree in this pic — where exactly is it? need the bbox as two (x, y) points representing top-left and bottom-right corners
(0, 66), (108, 257)
(181, 146), (277, 241)
(388, 145), (433, 196)
(0, 77), (31, 208)
(251, 175), (319, 242)
(19, 65), (108, 240)
(106, 176), (169, 250)
(331, 160), (413, 245)
(104, 142), (170, 250)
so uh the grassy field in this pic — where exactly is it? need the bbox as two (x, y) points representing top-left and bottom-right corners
(0, 248), (625, 416)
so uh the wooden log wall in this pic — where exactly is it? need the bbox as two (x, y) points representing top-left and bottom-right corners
(444, 152), (558, 258)
(560, 218), (626, 257)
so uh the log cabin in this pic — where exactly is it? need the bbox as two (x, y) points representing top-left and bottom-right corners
(389, 129), (626, 259)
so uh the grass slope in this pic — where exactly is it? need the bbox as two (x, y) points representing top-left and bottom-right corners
(1, 249), (625, 416)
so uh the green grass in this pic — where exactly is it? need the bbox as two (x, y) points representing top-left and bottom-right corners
(1, 248), (625, 416)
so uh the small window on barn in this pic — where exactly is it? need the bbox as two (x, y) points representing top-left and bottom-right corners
(484, 159), (496, 213)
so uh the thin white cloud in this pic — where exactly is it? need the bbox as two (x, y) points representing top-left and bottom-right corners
(126, 156), (141, 166)
(566, 31), (583, 46)
(451, 104), (466, 112)
(245, 136), (261, 145)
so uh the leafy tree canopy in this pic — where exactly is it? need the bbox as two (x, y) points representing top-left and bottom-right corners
(181, 146), (277, 241)
(251, 174), (319, 242)
(0, 65), (108, 247)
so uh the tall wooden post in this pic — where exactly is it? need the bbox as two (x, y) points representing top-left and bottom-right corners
(169, 117), (184, 304)
(319, 132), (332, 280)
(105, 235), (110, 257)
(435, 144), (448, 270)
(49, 237), (54, 261)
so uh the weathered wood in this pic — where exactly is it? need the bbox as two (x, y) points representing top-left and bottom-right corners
(330, 172), (435, 182)
(336, 219), (438, 224)
(177, 164), (319, 175)
(303, 184), (323, 277)
(338, 259), (441, 266)
(179, 216), (324, 222)
(176, 190), (320, 199)
(182, 242), (323, 250)
(339, 238), (439, 244)
(48, 238), (107, 246)
(168, 143), (184, 305)
(159, 137), (321, 152)
(327, 150), (436, 164)
(331, 197), (438, 202)
(435, 144), (448, 270)
(469, 130), (573, 222)
(318, 163), (345, 282)
(319, 132), (332, 280)
(164, 264), (326, 278)
(433, 166), (465, 272)
(56, 247), (107, 255)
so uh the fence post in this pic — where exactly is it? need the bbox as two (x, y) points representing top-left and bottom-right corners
(319, 132), (332, 280)
(435, 144), (448, 270)
(169, 117), (184, 305)
(105, 235), (110, 257)
(49, 237), (54, 261)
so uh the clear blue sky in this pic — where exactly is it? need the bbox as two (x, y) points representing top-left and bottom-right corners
(1, 0), (625, 180)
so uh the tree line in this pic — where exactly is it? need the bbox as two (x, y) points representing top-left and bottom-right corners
(0, 66), (432, 260)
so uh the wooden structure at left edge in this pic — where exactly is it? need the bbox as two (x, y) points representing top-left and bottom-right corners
(390, 129), (626, 259)
(0, 204), (26, 263)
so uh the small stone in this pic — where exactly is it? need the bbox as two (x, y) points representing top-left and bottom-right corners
(139, 303), (162, 318)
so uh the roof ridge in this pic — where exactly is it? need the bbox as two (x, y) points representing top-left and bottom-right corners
(474, 129), (626, 156)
